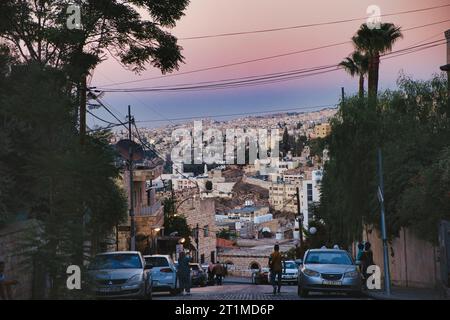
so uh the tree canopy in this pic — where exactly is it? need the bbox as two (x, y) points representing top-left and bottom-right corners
(319, 73), (449, 246)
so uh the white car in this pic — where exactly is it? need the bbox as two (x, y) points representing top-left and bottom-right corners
(144, 255), (178, 295)
(268, 260), (299, 285)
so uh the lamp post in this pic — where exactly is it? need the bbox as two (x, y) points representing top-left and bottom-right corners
(377, 149), (391, 296)
(193, 224), (209, 263)
(152, 227), (163, 254)
(296, 187), (304, 247)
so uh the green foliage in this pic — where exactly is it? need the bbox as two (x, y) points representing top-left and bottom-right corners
(308, 137), (327, 158)
(0, 0), (189, 78)
(352, 23), (402, 100)
(163, 198), (192, 248)
(217, 228), (237, 240)
(0, 62), (127, 298)
(319, 74), (449, 245)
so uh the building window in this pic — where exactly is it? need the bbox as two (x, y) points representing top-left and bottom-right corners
(201, 254), (205, 264)
(211, 251), (216, 264)
(307, 184), (313, 202)
(204, 225), (209, 237)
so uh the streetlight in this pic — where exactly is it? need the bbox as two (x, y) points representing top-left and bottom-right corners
(152, 227), (164, 254)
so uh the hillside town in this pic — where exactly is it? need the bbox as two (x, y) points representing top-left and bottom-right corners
(109, 108), (334, 275)
(0, 1), (449, 304)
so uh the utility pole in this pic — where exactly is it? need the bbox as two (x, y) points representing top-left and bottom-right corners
(296, 186), (303, 247)
(377, 148), (391, 296)
(341, 87), (345, 105)
(195, 223), (200, 263)
(128, 105), (136, 251)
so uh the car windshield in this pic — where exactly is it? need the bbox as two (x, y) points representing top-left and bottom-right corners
(305, 251), (353, 265)
(284, 262), (297, 269)
(89, 254), (142, 270)
(145, 257), (169, 267)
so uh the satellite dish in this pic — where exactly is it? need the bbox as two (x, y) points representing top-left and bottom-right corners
(116, 139), (144, 161)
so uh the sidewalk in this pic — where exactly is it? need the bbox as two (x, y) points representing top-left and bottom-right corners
(365, 286), (449, 300)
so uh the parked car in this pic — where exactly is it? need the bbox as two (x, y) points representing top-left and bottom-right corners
(87, 251), (152, 299)
(144, 255), (178, 295)
(297, 249), (362, 297)
(201, 263), (209, 274)
(252, 267), (270, 285)
(267, 261), (299, 285)
(190, 263), (207, 287)
(281, 261), (299, 285)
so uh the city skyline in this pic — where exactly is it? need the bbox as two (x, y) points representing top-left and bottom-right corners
(89, 0), (450, 128)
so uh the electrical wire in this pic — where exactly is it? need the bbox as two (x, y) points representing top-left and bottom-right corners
(178, 4), (450, 40)
(96, 18), (450, 88)
(95, 39), (446, 93)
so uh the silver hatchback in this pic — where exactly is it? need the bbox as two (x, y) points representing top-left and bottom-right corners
(297, 249), (362, 297)
(88, 251), (153, 299)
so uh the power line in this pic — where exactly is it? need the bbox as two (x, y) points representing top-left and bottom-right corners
(87, 123), (123, 133)
(95, 41), (350, 88)
(102, 64), (338, 91)
(96, 19), (450, 88)
(179, 4), (450, 40)
(86, 109), (122, 126)
(96, 39), (446, 93)
(132, 121), (202, 190)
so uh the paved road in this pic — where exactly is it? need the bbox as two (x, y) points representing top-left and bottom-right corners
(153, 283), (371, 300)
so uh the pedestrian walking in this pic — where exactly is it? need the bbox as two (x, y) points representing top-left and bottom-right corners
(356, 243), (365, 264)
(213, 262), (225, 286)
(360, 242), (375, 281)
(177, 252), (192, 295)
(268, 244), (285, 295)
(207, 262), (215, 286)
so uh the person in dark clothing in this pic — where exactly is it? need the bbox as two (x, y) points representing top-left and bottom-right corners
(207, 262), (215, 286)
(177, 252), (192, 295)
(213, 262), (225, 286)
(269, 245), (285, 295)
(360, 242), (375, 281)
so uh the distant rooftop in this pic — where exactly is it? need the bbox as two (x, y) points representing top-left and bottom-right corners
(224, 206), (267, 214)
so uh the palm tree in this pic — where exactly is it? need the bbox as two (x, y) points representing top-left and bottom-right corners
(339, 51), (368, 99)
(352, 23), (403, 101)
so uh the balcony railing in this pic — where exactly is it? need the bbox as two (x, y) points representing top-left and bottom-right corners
(135, 201), (162, 216)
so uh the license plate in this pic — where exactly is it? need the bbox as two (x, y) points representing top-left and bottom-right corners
(323, 280), (342, 286)
(98, 286), (121, 293)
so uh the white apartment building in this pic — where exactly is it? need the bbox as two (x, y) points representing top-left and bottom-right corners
(269, 170), (323, 230)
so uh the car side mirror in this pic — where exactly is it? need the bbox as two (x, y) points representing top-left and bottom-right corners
(145, 263), (153, 270)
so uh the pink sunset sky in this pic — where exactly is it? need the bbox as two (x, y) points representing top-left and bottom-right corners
(89, 0), (450, 127)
